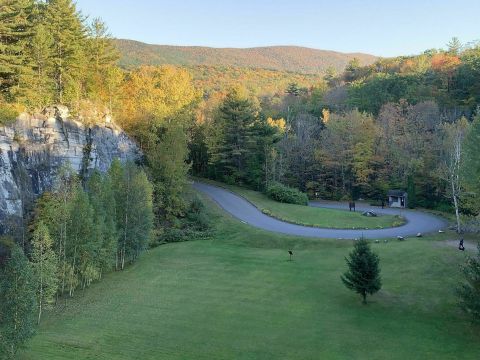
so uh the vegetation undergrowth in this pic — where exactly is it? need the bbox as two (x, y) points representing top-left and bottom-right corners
(18, 192), (480, 360)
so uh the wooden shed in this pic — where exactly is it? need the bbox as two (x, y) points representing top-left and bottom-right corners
(388, 190), (407, 208)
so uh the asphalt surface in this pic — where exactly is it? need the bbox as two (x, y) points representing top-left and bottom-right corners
(193, 181), (448, 239)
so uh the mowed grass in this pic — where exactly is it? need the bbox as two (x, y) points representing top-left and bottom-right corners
(20, 195), (480, 360)
(197, 178), (404, 229)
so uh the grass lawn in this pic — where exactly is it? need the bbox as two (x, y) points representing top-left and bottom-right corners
(196, 178), (404, 229)
(20, 194), (480, 360)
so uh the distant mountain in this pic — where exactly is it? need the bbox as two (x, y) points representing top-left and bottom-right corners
(115, 39), (378, 74)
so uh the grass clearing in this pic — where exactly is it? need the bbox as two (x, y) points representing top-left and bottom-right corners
(19, 192), (480, 359)
(196, 178), (405, 229)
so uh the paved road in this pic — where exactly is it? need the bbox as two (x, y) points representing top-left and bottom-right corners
(193, 182), (448, 239)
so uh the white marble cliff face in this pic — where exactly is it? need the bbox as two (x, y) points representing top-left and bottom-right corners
(0, 105), (139, 231)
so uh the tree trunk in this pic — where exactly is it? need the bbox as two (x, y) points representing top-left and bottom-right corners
(452, 190), (461, 233)
(38, 245), (43, 325)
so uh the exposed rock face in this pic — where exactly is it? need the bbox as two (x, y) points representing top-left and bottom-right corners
(0, 105), (140, 233)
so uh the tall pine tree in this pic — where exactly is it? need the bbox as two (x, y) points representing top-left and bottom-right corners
(43, 0), (86, 104)
(24, 23), (54, 109)
(0, 0), (34, 100)
(213, 87), (259, 184)
(84, 18), (119, 103)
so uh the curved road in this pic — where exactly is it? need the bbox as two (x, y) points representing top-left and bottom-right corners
(193, 182), (447, 239)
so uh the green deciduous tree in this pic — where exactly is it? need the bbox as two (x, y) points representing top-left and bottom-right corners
(149, 121), (191, 218)
(438, 117), (470, 233)
(86, 170), (117, 277)
(30, 220), (58, 324)
(110, 160), (153, 269)
(462, 115), (480, 214)
(0, 244), (36, 358)
(67, 183), (96, 294)
(341, 238), (382, 304)
(457, 243), (480, 323)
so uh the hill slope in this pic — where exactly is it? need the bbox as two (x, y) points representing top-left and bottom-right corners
(115, 39), (378, 74)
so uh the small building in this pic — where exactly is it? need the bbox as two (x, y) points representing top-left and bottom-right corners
(388, 190), (407, 208)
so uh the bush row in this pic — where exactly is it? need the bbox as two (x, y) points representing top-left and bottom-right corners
(266, 182), (308, 205)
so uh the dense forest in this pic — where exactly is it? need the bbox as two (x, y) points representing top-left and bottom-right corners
(190, 44), (480, 220)
(114, 39), (377, 73)
(1, 0), (480, 357)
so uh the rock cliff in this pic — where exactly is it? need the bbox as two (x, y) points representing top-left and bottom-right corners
(0, 105), (140, 234)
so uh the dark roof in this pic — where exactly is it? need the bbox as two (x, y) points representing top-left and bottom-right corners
(388, 190), (407, 197)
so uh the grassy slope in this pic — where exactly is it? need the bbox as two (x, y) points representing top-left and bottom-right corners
(20, 193), (480, 360)
(198, 179), (404, 229)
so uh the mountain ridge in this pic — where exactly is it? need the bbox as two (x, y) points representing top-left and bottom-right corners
(115, 39), (378, 74)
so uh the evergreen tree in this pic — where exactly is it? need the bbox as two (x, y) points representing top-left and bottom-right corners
(447, 37), (462, 55)
(24, 23), (54, 109)
(457, 243), (480, 323)
(30, 220), (58, 324)
(344, 57), (361, 82)
(0, 0), (34, 100)
(213, 88), (259, 184)
(341, 238), (382, 304)
(286, 82), (300, 96)
(84, 18), (119, 102)
(0, 244), (36, 357)
(43, 0), (86, 104)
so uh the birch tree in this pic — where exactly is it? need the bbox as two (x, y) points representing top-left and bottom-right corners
(31, 221), (58, 324)
(439, 117), (470, 233)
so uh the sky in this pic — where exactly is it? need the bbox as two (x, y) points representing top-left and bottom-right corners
(75, 0), (479, 57)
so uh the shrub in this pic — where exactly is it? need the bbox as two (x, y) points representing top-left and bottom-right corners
(151, 195), (213, 246)
(457, 243), (480, 323)
(185, 197), (211, 231)
(461, 216), (480, 234)
(0, 103), (21, 126)
(266, 182), (308, 205)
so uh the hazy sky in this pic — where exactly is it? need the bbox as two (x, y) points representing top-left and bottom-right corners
(75, 0), (479, 57)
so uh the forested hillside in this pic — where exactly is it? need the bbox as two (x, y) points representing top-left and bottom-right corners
(188, 37), (480, 232)
(115, 39), (378, 73)
(188, 65), (325, 97)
